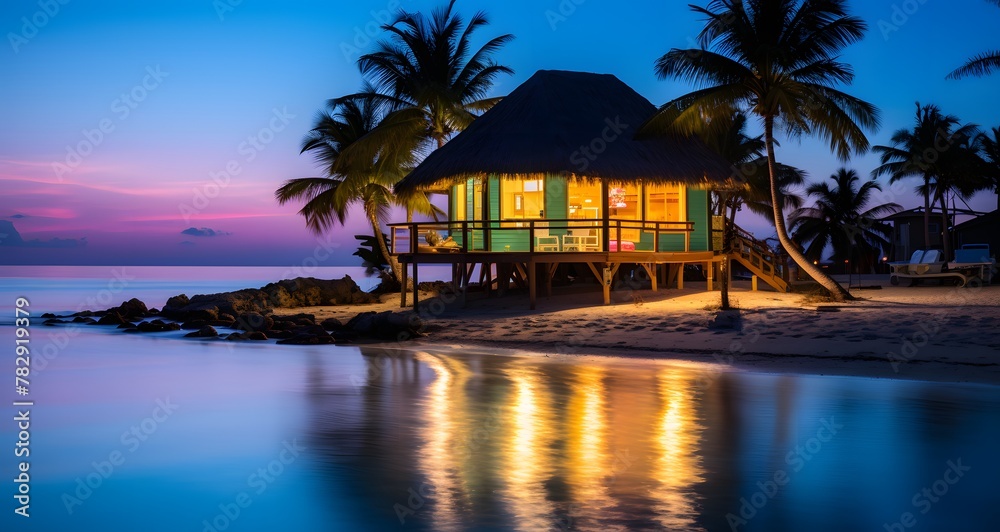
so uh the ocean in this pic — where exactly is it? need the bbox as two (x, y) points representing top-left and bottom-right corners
(0, 266), (998, 531)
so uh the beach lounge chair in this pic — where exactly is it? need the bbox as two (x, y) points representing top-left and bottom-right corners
(911, 249), (944, 274)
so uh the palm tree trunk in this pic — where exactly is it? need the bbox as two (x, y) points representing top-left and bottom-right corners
(922, 177), (931, 250)
(764, 117), (852, 301)
(937, 190), (951, 260)
(716, 194), (734, 310)
(370, 213), (402, 286)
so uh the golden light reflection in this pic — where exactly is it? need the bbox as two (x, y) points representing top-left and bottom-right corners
(565, 366), (612, 525)
(651, 368), (705, 531)
(415, 353), (471, 531)
(501, 365), (556, 530)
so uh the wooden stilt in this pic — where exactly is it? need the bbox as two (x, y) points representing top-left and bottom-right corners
(400, 262), (408, 308)
(413, 262), (419, 310)
(752, 275), (758, 292)
(602, 262), (612, 305)
(677, 262), (684, 290)
(706, 261), (714, 291)
(528, 261), (537, 310)
(644, 263), (658, 292)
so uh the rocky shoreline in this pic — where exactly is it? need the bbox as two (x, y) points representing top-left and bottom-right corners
(40, 276), (424, 345)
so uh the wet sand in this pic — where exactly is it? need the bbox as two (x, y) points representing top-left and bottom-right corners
(284, 278), (1000, 385)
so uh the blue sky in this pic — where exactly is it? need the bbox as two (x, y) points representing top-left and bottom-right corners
(1, 0), (997, 265)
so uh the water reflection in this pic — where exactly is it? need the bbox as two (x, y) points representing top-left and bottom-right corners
(307, 349), (1000, 531)
(415, 353), (472, 531)
(652, 370), (705, 531)
(501, 365), (557, 530)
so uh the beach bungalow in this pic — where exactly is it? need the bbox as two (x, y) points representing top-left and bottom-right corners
(390, 70), (762, 308)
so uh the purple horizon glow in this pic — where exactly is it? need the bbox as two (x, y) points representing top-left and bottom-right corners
(1, 0), (998, 266)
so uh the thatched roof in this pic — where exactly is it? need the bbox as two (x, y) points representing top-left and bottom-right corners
(395, 70), (732, 194)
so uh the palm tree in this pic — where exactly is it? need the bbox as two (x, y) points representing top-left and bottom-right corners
(790, 169), (901, 272)
(978, 127), (1000, 209)
(703, 112), (805, 225)
(638, 0), (880, 301)
(872, 103), (979, 257)
(947, 0), (1000, 79)
(333, 0), (514, 178)
(930, 128), (989, 258)
(275, 99), (439, 287)
(701, 112), (804, 308)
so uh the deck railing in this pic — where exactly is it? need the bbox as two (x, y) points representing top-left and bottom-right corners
(387, 218), (694, 255)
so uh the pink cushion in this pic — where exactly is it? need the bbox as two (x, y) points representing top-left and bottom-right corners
(609, 241), (635, 252)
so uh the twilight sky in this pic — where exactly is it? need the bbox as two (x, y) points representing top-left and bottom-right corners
(1, 0), (998, 266)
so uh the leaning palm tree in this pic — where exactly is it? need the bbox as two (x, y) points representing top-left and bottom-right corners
(872, 103), (979, 256)
(333, 0), (514, 176)
(790, 169), (901, 272)
(947, 0), (1000, 79)
(638, 0), (880, 301)
(275, 99), (439, 287)
(701, 112), (804, 308)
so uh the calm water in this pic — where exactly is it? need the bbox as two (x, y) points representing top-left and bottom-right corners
(1, 269), (998, 531)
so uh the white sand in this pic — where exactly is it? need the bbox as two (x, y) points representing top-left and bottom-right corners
(284, 279), (1000, 385)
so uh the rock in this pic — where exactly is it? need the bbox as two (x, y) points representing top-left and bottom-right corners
(708, 310), (741, 331)
(160, 276), (376, 321)
(162, 294), (189, 315)
(346, 311), (423, 341)
(135, 320), (181, 333)
(74, 311), (94, 317)
(41, 313), (56, 318)
(277, 334), (335, 345)
(117, 323), (137, 330)
(247, 332), (269, 341)
(181, 319), (208, 330)
(148, 308), (160, 315)
(97, 312), (127, 326)
(185, 326), (219, 338)
(273, 313), (316, 326)
(218, 313), (235, 322)
(107, 298), (148, 320)
(44, 318), (67, 325)
(225, 332), (248, 341)
(72, 316), (97, 324)
(320, 317), (343, 330)
(234, 312), (273, 333)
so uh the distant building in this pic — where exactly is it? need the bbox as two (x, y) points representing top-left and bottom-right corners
(882, 207), (986, 261)
(954, 210), (1000, 259)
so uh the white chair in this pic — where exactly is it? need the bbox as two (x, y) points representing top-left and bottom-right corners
(534, 222), (560, 252)
(563, 229), (599, 251)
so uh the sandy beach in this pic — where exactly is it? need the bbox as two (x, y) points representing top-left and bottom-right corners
(286, 277), (1000, 386)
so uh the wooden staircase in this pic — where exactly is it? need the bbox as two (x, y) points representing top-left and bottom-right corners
(728, 223), (790, 292)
